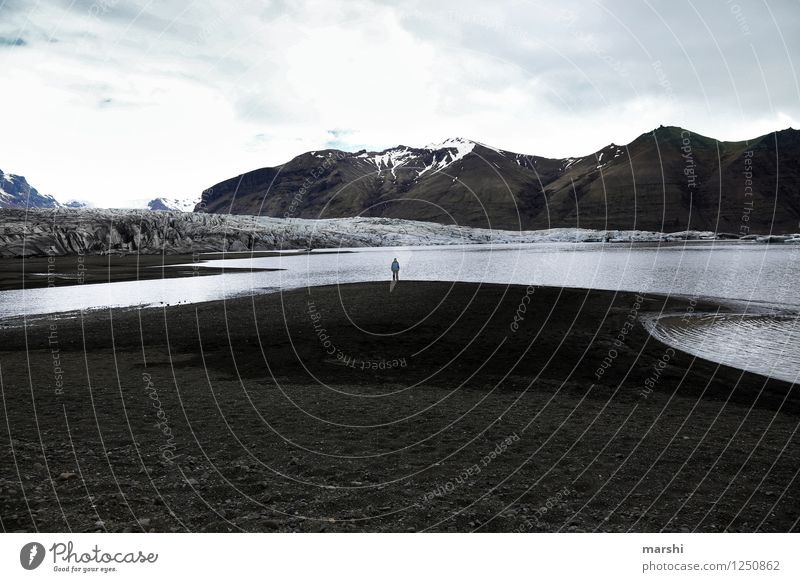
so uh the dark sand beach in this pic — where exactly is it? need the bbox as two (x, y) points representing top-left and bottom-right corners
(0, 281), (797, 532)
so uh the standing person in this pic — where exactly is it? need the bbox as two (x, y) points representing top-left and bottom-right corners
(391, 258), (400, 281)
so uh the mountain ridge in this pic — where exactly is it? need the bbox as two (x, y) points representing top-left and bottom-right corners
(197, 126), (800, 233)
(0, 169), (60, 210)
(147, 197), (199, 212)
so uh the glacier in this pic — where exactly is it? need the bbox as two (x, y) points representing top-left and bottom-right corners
(0, 207), (784, 257)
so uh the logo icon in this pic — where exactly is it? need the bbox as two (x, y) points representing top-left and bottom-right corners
(20, 542), (46, 570)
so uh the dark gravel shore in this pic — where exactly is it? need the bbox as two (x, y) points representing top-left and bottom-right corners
(0, 281), (797, 532)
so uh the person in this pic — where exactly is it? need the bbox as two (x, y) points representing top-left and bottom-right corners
(391, 258), (400, 281)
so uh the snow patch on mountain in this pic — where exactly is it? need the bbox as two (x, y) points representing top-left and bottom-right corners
(355, 138), (478, 179)
(425, 137), (475, 162)
(147, 197), (198, 212)
(370, 147), (415, 177)
(412, 137), (475, 177)
(64, 199), (92, 209)
(0, 169), (60, 209)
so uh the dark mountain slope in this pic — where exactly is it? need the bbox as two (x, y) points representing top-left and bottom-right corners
(198, 128), (800, 233)
(0, 169), (60, 209)
(540, 126), (799, 232)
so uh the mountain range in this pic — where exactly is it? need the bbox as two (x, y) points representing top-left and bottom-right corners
(197, 127), (800, 233)
(5, 126), (799, 234)
(0, 168), (60, 209)
(0, 173), (196, 213)
(145, 197), (198, 212)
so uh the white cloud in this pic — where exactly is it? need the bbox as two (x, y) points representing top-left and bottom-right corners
(0, 0), (798, 205)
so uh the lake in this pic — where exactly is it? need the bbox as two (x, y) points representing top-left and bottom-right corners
(1, 241), (798, 382)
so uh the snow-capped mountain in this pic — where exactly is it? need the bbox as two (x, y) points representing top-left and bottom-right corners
(64, 199), (91, 209)
(355, 137), (480, 179)
(197, 136), (564, 226)
(147, 197), (199, 212)
(197, 128), (800, 233)
(0, 168), (60, 209)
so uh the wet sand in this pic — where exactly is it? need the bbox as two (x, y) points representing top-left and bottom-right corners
(0, 281), (797, 532)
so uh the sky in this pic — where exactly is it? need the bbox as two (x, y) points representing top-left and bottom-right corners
(1, 0), (799, 206)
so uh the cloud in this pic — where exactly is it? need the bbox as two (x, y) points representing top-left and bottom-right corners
(0, 0), (798, 205)
(0, 36), (26, 46)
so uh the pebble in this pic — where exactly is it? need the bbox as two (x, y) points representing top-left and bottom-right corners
(58, 472), (77, 480)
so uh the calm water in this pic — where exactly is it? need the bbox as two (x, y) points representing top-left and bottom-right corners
(1, 241), (798, 382)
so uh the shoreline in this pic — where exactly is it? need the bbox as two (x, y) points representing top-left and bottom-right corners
(1, 238), (796, 296)
(4, 256), (799, 382)
(0, 252), (285, 291)
(0, 281), (797, 532)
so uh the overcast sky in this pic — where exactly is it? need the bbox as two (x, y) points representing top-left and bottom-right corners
(1, 0), (799, 206)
